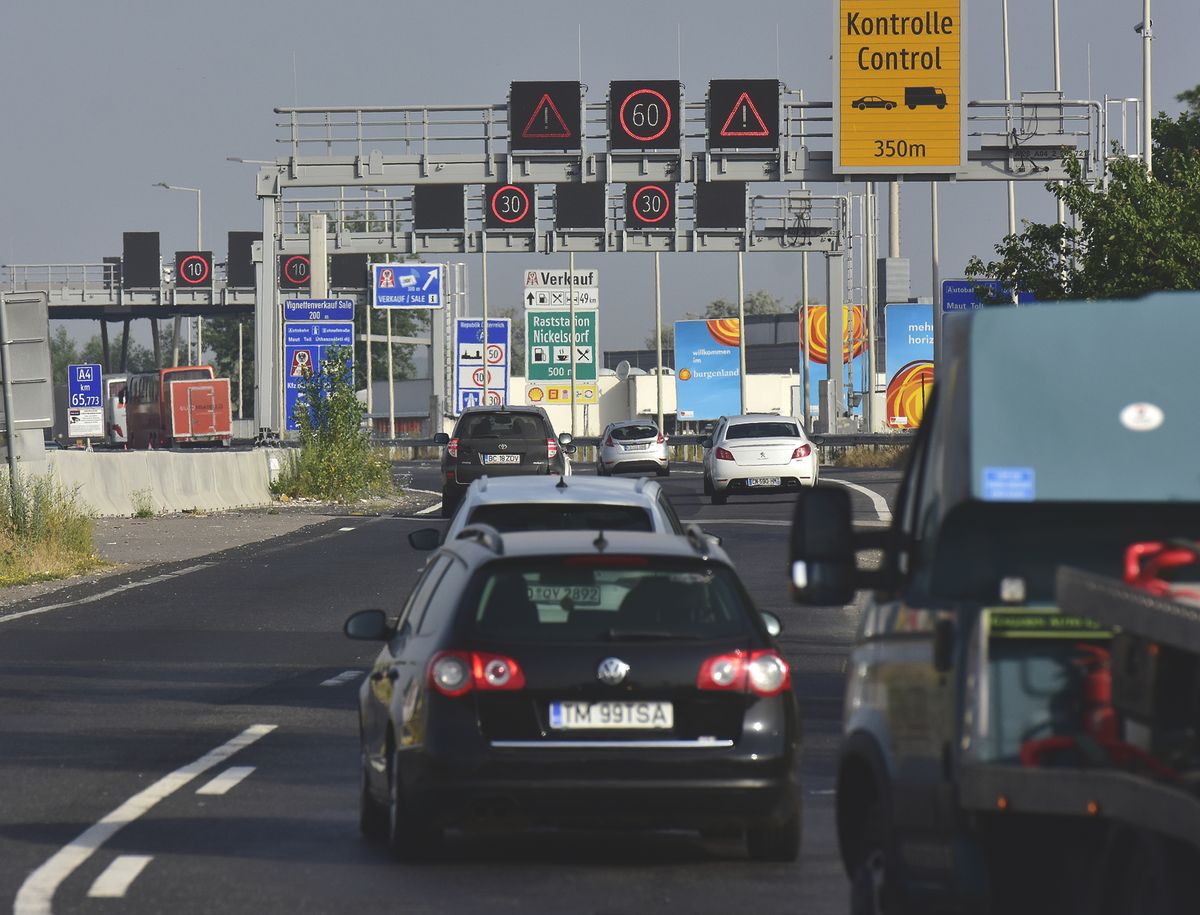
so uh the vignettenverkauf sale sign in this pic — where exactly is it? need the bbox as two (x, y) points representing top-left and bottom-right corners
(834, 0), (965, 173)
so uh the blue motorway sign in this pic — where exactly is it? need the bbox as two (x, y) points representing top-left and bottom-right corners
(454, 318), (509, 413)
(283, 298), (354, 322)
(942, 279), (1036, 312)
(372, 263), (443, 309)
(284, 321), (354, 432)
(67, 363), (103, 408)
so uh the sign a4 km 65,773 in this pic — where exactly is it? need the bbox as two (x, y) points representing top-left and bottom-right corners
(834, 0), (966, 173)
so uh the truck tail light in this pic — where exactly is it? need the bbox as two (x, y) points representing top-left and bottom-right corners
(714, 447), (735, 462)
(791, 444), (812, 460)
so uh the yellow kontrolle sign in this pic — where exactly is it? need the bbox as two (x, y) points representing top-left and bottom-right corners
(834, 0), (965, 172)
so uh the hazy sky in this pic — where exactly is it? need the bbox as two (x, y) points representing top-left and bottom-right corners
(3, 0), (1196, 352)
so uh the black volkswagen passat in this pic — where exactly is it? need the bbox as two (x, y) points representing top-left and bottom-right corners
(345, 526), (802, 861)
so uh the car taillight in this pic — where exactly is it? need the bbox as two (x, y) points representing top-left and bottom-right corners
(714, 447), (734, 461)
(428, 651), (525, 697)
(697, 649), (790, 697)
(605, 435), (615, 447)
(447, 437), (459, 458)
(791, 444), (812, 460)
(547, 437), (558, 459)
(656, 433), (665, 444)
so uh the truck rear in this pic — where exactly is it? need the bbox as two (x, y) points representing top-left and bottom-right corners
(789, 293), (1200, 913)
(168, 377), (232, 446)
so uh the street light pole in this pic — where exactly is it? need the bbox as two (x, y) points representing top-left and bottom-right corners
(154, 182), (203, 363)
(1141, 0), (1153, 175)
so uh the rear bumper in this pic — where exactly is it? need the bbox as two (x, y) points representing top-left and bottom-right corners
(400, 743), (799, 829)
(446, 461), (554, 485)
(713, 471), (817, 493)
(602, 457), (669, 474)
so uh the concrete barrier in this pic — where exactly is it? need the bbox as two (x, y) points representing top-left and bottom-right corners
(45, 449), (283, 517)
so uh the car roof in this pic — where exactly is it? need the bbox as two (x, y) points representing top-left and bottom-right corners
(462, 474), (662, 506)
(723, 414), (800, 424)
(607, 418), (659, 427)
(441, 528), (731, 566)
(458, 404), (545, 415)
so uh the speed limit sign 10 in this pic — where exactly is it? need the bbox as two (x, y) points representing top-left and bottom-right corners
(625, 182), (676, 230)
(484, 183), (535, 230)
(174, 251), (213, 288)
(609, 80), (681, 150)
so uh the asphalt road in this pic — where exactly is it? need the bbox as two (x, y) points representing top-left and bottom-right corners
(0, 462), (900, 915)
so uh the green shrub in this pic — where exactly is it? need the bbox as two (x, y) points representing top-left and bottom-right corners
(0, 469), (102, 586)
(130, 488), (156, 518)
(272, 346), (395, 503)
(832, 444), (911, 469)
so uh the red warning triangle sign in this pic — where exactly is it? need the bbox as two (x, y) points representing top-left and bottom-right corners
(522, 93), (572, 139)
(720, 91), (770, 137)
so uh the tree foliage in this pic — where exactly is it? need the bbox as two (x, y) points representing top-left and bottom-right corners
(965, 99), (1200, 300)
(705, 290), (785, 318)
(48, 325), (168, 384)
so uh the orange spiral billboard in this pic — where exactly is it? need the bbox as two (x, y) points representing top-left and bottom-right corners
(802, 305), (866, 365)
(884, 305), (935, 428)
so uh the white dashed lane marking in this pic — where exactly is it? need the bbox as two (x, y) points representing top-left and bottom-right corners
(14, 724), (277, 915)
(195, 766), (256, 796)
(338, 527), (356, 532)
(87, 855), (153, 899)
(320, 670), (364, 687)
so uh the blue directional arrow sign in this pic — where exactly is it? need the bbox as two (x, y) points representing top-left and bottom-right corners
(372, 263), (443, 309)
(942, 279), (1036, 312)
(284, 321), (354, 432)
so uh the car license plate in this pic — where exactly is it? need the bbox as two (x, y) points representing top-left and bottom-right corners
(482, 454), (521, 464)
(623, 443), (650, 451)
(548, 701), (673, 730)
(747, 477), (781, 487)
(528, 584), (601, 606)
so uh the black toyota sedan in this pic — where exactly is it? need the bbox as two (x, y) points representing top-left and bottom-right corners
(345, 527), (801, 861)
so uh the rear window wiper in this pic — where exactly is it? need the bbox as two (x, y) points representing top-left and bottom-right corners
(605, 628), (702, 641)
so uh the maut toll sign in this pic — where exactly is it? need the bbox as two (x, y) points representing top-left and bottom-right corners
(834, 1), (965, 173)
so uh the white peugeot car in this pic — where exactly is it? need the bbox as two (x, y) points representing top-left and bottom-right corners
(702, 415), (819, 505)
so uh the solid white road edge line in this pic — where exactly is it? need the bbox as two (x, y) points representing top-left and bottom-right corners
(86, 855), (153, 899)
(195, 766), (256, 797)
(320, 670), (364, 687)
(828, 478), (893, 522)
(414, 501), (442, 516)
(0, 563), (216, 626)
(14, 723), (277, 915)
(338, 526), (356, 532)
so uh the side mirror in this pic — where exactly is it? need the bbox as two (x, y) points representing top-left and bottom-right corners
(407, 528), (442, 551)
(701, 529), (723, 546)
(790, 485), (856, 605)
(558, 432), (574, 446)
(761, 611), (783, 638)
(933, 618), (955, 673)
(344, 609), (391, 641)
(433, 432), (450, 445)
(808, 434), (825, 446)
(562, 444), (576, 455)
(702, 436), (714, 449)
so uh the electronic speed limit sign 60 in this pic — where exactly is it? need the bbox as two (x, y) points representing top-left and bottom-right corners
(174, 250), (213, 288)
(484, 183), (535, 230)
(625, 183), (675, 230)
(609, 80), (681, 150)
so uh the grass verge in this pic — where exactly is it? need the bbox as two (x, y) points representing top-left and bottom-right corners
(832, 444), (911, 469)
(0, 470), (104, 587)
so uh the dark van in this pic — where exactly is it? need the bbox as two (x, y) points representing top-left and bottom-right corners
(904, 86), (947, 109)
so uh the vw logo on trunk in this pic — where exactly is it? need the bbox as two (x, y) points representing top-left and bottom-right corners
(597, 657), (630, 685)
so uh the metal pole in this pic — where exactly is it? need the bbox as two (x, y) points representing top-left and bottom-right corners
(737, 251), (747, 413)
(237, 321), (244, 419)
(654, 252), (663, 433)
(481, 231), (489, 405)
(798, 88), (811, 425)
(151, 317), (162, 367)
(888, 183), (900, 257)
(1142, 0), (1153, 175)
(569, 251), (577, 437)
(826, 254), (845, 433)
(385, 309), (396, 439)
(196, 191), (203, 366)
(0, 295), (21, 502)
(1003, 0), (1017, 237)
(1054, 0), (1066, 227)
(932, 182), (942, 370)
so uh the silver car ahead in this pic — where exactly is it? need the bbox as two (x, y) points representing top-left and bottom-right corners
(596, 420), (670, 477)
(702, 414), (819, 505)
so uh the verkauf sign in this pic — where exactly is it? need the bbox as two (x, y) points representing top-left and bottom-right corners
(834, 1), (966, 173)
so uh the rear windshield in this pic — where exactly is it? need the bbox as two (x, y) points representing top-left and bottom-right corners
(468, 503), (654, 533)
(611, 425), (659, 442)
(166, 370), (212, 384)
(726, 422), (800, 439)
(458, 413), (545, 439)
(461, 558), (754, 643)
